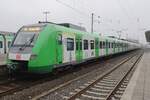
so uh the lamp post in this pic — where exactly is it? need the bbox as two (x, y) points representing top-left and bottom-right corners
(91, 13), (100, 33)
(91, 13), (94, 33)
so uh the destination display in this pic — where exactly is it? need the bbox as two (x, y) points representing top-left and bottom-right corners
(21, 26), (42, 32)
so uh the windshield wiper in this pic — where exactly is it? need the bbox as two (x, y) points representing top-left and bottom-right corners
(19, 34), (36, 51)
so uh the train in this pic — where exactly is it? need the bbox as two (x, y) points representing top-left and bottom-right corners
(7, 22), (140, 74)
(0, 32), (14, 54)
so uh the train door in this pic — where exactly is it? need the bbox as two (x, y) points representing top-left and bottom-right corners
(62, 33), (75, 63)
(90, 40), (95, 58)
(6, 41), (11, 53)
(56, 34), (63, 64)
(101, 41), (105, 56)
(75, 36), (83, 62)
(103, 41), (105, 56)
(99, 41), (103, 56)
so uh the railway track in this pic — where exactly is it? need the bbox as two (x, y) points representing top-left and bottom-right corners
(67, 53), (143, 100)
(0, 74), (54, 98)
(0, 50), (142, 99)
(33, 51), (143, 100)
(0, 65), (7, 76)
(0, 77), (33, 97)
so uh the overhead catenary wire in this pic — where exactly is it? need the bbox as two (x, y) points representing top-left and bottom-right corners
(116, 0), (145, 42)
(56, 0), (101, 22)
(56, 0), (103, 33)
(56, 0), (89, 19)
(115, 0), (133, 22)
(55, 0), (128, 34)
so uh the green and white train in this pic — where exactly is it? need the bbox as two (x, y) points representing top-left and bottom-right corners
(0, 32), (14, 54)
(7, 23), (140, 73)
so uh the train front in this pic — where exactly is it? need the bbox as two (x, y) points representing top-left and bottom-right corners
(7, 25), (44, 73)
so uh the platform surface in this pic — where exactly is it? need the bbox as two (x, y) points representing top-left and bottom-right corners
(121, 49), (150, 100)
(0, 54), (6, 65)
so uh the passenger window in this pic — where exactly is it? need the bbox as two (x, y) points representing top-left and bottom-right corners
(119, 43), (121, 47)
(112, 43), (114, 48)
(90, 40), (94, 49)
(67, 38), (74, 51)
(58, 34), (62, 45)
(100, 41), (103, 49)
(109, 42), (111, 48)
(103, 42), (105, 48)
(84, 40), (88, 50)
(117, 43), (119, 48)
(0, 41), (3, 48)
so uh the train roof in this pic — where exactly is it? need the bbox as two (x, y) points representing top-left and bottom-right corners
(23, 22), (139, 44)
(0, 31), (15, 35)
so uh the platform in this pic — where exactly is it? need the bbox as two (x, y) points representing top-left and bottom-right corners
(0, 54), (6, 65)
(121, 49), (150, 100)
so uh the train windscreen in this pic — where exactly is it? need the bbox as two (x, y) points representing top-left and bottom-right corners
(13, 26), (42, 46)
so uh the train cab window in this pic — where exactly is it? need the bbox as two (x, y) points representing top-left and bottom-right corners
(90, 40), (94, 49)
(58, 34), (62, 45)
(8, 41), (11, 48)
(0, 41), (2, 48)
(67, 38), (74, 51)
(100, 41), (103, 49)
(84, 40), (88, 50)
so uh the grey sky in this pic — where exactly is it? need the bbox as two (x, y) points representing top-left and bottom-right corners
(0, 0), (149, 43)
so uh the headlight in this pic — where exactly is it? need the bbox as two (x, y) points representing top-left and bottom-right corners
(30, 54), (37, 60)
